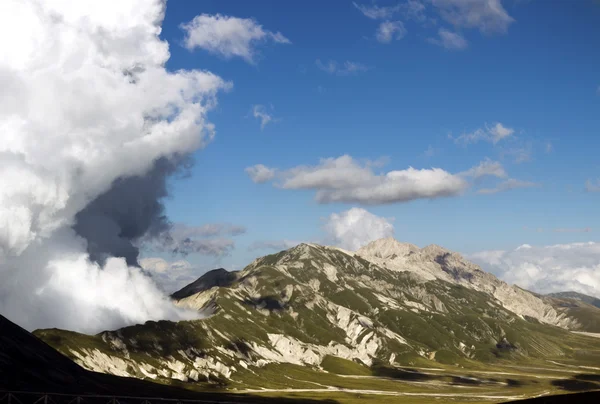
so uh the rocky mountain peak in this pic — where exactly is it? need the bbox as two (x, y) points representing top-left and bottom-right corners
(357, 237), (420, 259)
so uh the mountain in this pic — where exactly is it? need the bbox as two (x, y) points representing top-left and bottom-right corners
(0, 314), (336, 403)
(547, 291), (600, 309)
(171, 268), (238, 300)
(541, 291), (600, 333)
(34, 239), (600, 392)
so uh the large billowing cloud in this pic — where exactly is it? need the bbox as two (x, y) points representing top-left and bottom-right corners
(469, 242), (600, 298)
(0, 0), (231, 332)
(246, 155), (536, 205)
(323, 208), (395, 251)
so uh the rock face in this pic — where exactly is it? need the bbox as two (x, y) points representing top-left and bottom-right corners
(36, 238), (596, 387)
(357, 238), (577, 328)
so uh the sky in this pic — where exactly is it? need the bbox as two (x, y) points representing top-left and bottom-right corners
(1, 0), (600, 333)
(139, 0), (600, 297)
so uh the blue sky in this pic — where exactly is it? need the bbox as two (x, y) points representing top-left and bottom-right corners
(142, 0), (600, 284)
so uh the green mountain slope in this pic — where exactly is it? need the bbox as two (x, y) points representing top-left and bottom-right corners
(34, 240), (600, 392)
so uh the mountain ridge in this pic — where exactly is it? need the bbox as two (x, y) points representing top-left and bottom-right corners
(33, 238), (600, 392)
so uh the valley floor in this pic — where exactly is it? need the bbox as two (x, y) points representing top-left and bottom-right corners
(216, 358), (600, 404)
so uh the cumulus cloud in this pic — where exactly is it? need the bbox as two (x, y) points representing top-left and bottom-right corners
(248, 240), (301, 251)
(180, 14), (290, 63)
(469, 242), (600, 298)
(0, 0), (231, 332)
(249, 155), (469, 205)
(323, 208), (395, 251)
(246, 164), (276, 183)
(252, 104), (277, 129)
(585, 179), (600, 192)
(431, 0), (515, 34)
(428, 28), (468, 50)
(376, 21), (407, 43)
(453, 122), (515, 145)
(316, 59), (369, 75)
(477, 178), (540, 195)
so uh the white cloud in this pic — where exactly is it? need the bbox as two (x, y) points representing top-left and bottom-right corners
(245, 164), (276, 183)
(252, 104), (277, 129)
(469, 242), (600, 298)
(353, 2), (402, 19)
(324, 208), (395, 251)
(139, 258), (208, 294)
(180, 14), (290, 63)
(251, 155), (469, 205)
(0, 0), (234, 332)
(586, 179), (600, 192)
(453, 122), (515, 144)
(477, 178), (540, 194)
(431, 0), (515, 34)
(376, 20), (407, 43)
(460, 159), (507, 179)
(545, 142), (553, 153)
(316, 59), (369, 75)
(429, 28), (468, 50)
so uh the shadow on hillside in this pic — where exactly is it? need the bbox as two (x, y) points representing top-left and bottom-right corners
(551, 374), (600, 392)
(371, 364), (535, 388)
(242, 296), (287, 312)
(224, 338), (253, 357)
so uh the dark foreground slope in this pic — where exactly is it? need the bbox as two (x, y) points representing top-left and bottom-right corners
(0, 314), (336, 403)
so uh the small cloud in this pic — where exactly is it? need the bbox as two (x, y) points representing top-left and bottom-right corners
(245, 164), (276, 183)
(460, 158), (507, 179)
(316, 59), (369, 75)
(252, 104), (278, 130)
(477, 178), (540, 195)
(376, 20), (407, 43)
(353, 2), (401, 19)
(431, 0), (515, 35)
(423, 145), (436, 158)
(180, 14), (290, 64)
(428, 28), (468, 50)
(453, 122), (515, 145)
(545, 142), (553, 153)
(585, 179), (600, 192)
(323, 207), (395, 251)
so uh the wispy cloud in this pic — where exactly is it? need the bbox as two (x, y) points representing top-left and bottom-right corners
(252, 104), (278, 129)
(431, 0), (515, 34)
(452, 122), (515, 145)
(353, 2), (402, 19)
(477, 178), (540, 195)
(428, 28), (468, 50)
(180, 14), (290, 63)
(376, 20), (407, 43)
(316, 59), (369, 75)
(585, 179), (600, 192)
